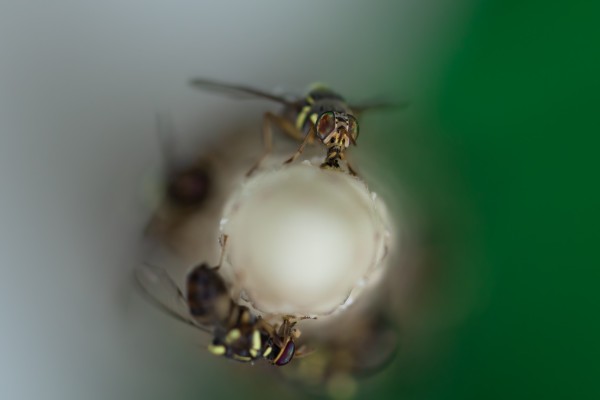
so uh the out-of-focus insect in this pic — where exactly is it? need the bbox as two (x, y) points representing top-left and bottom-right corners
(143, 115), (213, 242)
(155, 113), (212, 208)
(280, 310), (399, 397)
(163, 164), (211, 208)
(190, 78), (404, 176)
(135, 236), (308, 366)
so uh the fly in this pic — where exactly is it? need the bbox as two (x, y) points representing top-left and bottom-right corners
(190, 78), (405, 176)
(135, 235), (310, 366)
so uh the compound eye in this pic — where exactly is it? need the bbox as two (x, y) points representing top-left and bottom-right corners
(274, 340), (296, 366)
(348, 115), (359, 144)
(316, 111), (335, 140)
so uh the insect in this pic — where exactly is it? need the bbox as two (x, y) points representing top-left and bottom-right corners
(190, 78), (402, 176)
(155, 113), (212, 208)
(135, 236), (307, 366)
(281, 310), (399, 397)
(165, 164), (211, 208)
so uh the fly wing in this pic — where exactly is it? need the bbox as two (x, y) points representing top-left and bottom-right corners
(189, 78), (299, 107)
(350, 99), (409, 114)
(135, 262), (212, 334)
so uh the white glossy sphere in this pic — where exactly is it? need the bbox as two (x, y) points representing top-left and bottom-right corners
(220, 163), (390, 317)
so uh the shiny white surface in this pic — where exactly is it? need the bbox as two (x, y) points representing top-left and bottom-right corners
(221, 164), (389, 316)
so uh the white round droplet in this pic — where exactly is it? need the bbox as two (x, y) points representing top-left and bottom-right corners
(220, 163), (391, 317)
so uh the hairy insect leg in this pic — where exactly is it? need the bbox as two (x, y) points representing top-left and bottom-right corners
(279, 316), (302, 338)
(212, 234), (229, 270)
(346, 161), (358, 177)
(279, 319), (291, 338)
(341, 153), (359, 177)
(247, 112), (304, 176)
(256, 318), (284, 348)
(256, 318), (276, 336)
(294, 344), (315, 359)
(283, 125), (315, 165)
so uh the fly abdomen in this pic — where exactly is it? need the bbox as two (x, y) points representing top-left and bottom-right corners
(186, 264), (233, 325)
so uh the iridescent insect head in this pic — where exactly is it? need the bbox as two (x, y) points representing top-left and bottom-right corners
(315, 111), (359, 171)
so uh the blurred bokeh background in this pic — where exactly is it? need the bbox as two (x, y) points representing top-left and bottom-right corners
(1, 1), (598, 399)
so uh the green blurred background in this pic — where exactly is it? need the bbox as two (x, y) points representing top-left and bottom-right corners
(368, 1), (600, 399)
(1, 1), (598, 399)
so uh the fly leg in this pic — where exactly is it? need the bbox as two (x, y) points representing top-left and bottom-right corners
(346, 161), (358, 177)
(256, 318), (285, 348)
(283, 125), (315, 165)
(341, 153), (359, 177)
(211, 234), (228, 270)
(247, 112), (304, 176)
(293, 344), (315, 358)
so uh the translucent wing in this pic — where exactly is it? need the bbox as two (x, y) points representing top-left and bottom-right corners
(135, 262), (212, 334)
(350, 99), (410, 114)
(189, 78), (298, 107)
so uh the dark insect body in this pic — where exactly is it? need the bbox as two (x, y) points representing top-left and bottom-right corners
(166, 166), (211, 208)
(135, 237), (306, 366)
(154, 113), (212, 208)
